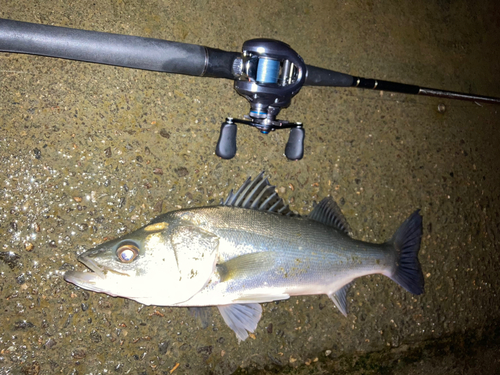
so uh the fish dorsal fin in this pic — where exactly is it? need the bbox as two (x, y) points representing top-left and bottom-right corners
(222, 172), (296, 216)
(308, 197), (352, 235)
(217, 303), (262, 342)
(328, 281), (354, 317)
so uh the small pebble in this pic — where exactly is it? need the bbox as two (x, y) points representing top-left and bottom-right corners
(44, 338), (57, 349)
(159, 129), (170, 139)
(72, 348), (86, 359)
(24, 242), (34, 252)
(174, 167), (189, 177)
(78, 223), (89, 232)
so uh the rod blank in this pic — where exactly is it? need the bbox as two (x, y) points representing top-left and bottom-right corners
(351, 76), (500, 105)
(1, 18), (499, 104)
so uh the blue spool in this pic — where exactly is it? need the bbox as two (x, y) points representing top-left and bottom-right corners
(250, 109), (266, 117)
(256, 57), (280, 84)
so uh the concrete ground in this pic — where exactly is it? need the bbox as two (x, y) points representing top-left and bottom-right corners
(1, 1), (500, 374)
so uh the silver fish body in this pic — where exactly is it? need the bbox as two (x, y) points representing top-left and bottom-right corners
(159, 206), (396, 306)
(65, 173), (424, 341)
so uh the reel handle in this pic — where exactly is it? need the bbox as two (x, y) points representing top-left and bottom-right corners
(215, 120), (237, 159)
(285, 126), (305, 160)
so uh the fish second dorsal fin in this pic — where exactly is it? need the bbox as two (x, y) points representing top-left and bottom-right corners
(221, 172), (296, 216)
(308, 197), (352, 235)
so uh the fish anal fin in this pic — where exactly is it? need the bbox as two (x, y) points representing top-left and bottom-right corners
(309, 197), (352, 235)
(217, 303), (262, 342)
(328, 281), (354, 317)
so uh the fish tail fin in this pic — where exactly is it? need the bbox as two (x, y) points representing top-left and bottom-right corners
(387, 210), (424, 295)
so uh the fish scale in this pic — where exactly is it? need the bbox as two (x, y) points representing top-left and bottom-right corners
(64, 172), (424, 342)
(176, 206), (394, 305)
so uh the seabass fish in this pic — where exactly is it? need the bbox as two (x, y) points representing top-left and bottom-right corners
(65, 172), (424, 341)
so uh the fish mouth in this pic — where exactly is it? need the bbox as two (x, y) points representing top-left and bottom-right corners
(78, 255), (107, 279)
(78, 255), (131, 277)
(64, 255), (130, 286)
(63, 255), (106, 287)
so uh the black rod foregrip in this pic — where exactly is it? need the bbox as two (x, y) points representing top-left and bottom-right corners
(0, 18), (239, 79)
(353, 77), (420, 94)
(305, 65), (354, 87)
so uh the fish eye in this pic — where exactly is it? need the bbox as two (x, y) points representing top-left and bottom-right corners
(116, 244), (139, 263)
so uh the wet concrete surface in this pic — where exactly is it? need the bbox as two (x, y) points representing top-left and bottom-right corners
(1, 0), (500, 373)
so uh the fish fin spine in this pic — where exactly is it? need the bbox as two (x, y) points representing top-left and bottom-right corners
(221, 172), (297, 216)
(388, 210), (424, 295)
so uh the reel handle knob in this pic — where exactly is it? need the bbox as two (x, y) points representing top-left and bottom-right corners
(215, 120), (237, 159)
(285, 126), (305, 160)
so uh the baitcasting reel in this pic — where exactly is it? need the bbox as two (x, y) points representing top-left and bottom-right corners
(215, 39), (307, 160)
(2, 18), (500, 161)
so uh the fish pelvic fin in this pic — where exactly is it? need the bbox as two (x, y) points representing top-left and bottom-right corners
(217, 303), (262, 342)
(388, 210), (424, 295)
(188, 307), (212, 329)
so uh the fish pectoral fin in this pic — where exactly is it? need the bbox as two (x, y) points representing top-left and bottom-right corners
(217, 303), (262, 342)
(217, 251), (277, 282)
(188, 307), (212, 329)
(328, 281), (354, 317)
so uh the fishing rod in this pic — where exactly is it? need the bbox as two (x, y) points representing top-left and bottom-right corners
(1, 18), (499, 160)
